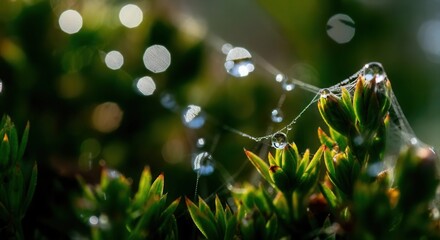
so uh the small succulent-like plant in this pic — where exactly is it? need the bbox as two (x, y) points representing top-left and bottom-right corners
(74, 167), (180, 240)
(0, 115), (36, 239)
(187, 66), (440, 239)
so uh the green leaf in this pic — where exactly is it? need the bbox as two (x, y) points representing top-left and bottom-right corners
(22, 161), (37, 216)
(0, 134), (11, 169)
(323, 148), (336, 180)
(319, 184), (338, 210)
(264, 215), (278, 240)
(224, 206), (237, 240)
(215, 195), (226, 235)
(132, 167), (152, 210)
(161, 197), (180, 219)
(296, 149), (309, 181)
(186, 197), (219, 240)
(305, 145), (324, 173)
(9, 166), (24, 216)
(17, 121), (30, 164)
(244, 149), (274, 185)
(149, 173), (164, 197)
(318, 127), (336, 149)
(340, 87), (356, 123)
(8, 126), (18, 165)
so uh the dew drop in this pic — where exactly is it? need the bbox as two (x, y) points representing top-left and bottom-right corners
(275, 73), (286, 83)
(196, 138), (205, 148)
(320, 89), (331, 99)
(271, 108), (284, 123)
(287, 125), (293, 131)
(224, 47), (254, 77)
(107, 169), (122, 179)
(181, 104), (205, 129)
(282, 78), (295, 91)
(363, 62), (386, 83)
(192, 151), (215, 176)
(271, 132), (288, 149)
(326, 14), (355, 44)
(0, 79), (3, 93)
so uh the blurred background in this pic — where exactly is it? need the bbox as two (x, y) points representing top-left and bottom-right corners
(1, 0), (439, 238)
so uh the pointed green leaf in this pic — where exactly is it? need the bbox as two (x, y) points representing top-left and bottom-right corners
(0, 134), (11, 169)
(186, 197), (219, 240)
(340, 87), (355, 123)
(305, 145), (324, 173)
(9, 126), (18, 165)
(265, 215), (278, 240)
(268, 152), (276, 166)
(198, 196), (217, 226)
(160, 197), (181, 220)
(297, 149), (310, 180)
(17, 121), (30, 163)
(9, 166), (24, 216)
(133, 166), (152, 210)
(224, 206), (237, 240)
(149, 173), (164, 197)
(22, 161), (37, 216)
(319, 184), (338, 210)
(323, 148), (336, 179)
(318, 128), (336, 149)
(215, 195), (226, 235)
(244, 149), (274, 185)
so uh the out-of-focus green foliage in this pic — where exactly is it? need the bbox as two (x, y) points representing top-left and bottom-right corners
(74, 166), (180, 239)
(0, 115), (36, 239)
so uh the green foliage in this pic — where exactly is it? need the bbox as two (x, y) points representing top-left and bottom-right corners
(74, 167), (180, 240)
(0, 115), (35, 240)
(187, 73), (440, 239)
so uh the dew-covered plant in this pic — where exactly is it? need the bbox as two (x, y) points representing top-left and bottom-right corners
(74, 167), (180, 240)
(0, 115), (36, 239)
(186, 65), (440, 239)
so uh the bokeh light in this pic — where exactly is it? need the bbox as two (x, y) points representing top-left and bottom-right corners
(135, 76), (156, 96)
(143, 45), (171, 73)
(104, 51), (124, 70)
(119, 4), (143, 28)
(92, 102), (124, 133)
(418, 20), (440, 61)
(58, 10), (83, 34)
(326, 14), (355, 44)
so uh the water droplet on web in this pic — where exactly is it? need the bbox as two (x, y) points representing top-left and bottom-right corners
(181, 104), (205, 129)
(271, 132), (288, 149)
(282, 78), (296, 91)
(275, 73), (286, 83)
(196, 138), (205, 148)
(320, 89), (331, 99)
(192, 151), (215, 176)
(160, 92), (177, 110)
(287, 125), (293, 131)
(119, 4), (143, 28)
(271, 108), (284, 123)
(224, 47), (254, 77)
(363, 62), (386, 83)
(326, 14), (355, 44)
